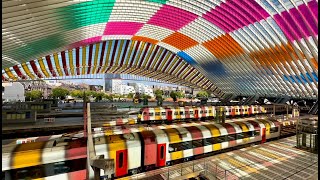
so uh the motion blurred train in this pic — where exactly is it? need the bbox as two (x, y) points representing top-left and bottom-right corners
(137, 105), (293, 123)
(3, 119), (282, 179)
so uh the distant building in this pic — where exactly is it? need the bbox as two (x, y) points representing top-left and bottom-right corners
(22, 81), (52, 98)
(131, 83), (154, 98)
(120, 85), (136, 95)
(104, 74), (121, 92)
(2, 82), (25, 102)
(89, 85), (103, 92)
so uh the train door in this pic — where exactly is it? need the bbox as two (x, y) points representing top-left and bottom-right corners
(194, 109), (199, 119)
(157, 144), (166, 167)
(116, 149), (128, 177)
(142, 109), (149, 121)
(248, 106), (252, 116)
(231, 107), (235, 117)
(261, 128), (266, 143)
(167, 110), (173, 121)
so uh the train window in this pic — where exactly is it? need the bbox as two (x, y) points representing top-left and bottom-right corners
(119, 152), (123, 168)
(180, 112), (184, 115)
(254, 108), (257, 111)
(254, 130), (260, 136)
(181, 141), (192, 150)
(160, 146), (164, 159)
(270, 127), (279, 133)
(161, 112), (166, 116)
(242, 132), (250, 138)
(192, 140), (203, 148)
(236, 109), (239, 112)
(205, 110), (207, 113)
(169, 143), (180, 152)
(209, 110), (212, 113)
(185, 111), (189, 115)
(174, 112), (178, 115)
(200, 111), (203, 113)
(236, 133), (244, 139)
(10, 158), (86, 179)
(190, 111), (194, 115)
(203, 138), (211, 146)
(155, 112), (160, 116)
(149, 113), (153, 116)
(217, 136), (226, 143)
(205, 137), (217, 145)
(227, 134), (236, 141)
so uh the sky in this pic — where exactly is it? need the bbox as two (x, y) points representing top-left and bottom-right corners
(56, 74), (182, 87)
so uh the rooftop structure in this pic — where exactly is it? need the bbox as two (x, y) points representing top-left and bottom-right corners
(2, 1), (318, 100)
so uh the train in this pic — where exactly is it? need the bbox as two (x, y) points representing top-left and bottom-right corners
(3, 118), (283, 180)
(137, 105), (295, 123)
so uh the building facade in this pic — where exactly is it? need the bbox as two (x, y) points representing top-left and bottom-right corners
(2, 82), (25, 102)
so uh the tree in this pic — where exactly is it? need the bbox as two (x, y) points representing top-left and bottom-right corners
(94, 92), (105, 102)
(103, 94), (113, 101)
(196, 90), (209, 98)
(52, 87), (69, 100)
(142, 94), (151, 99)
(25, 90), (43, 101)
(170, 91), (178, 102)
(70, 90), (83, 98)
(176, 91), (185, 98)
(154, 89), (163, 97)
(127, 93), (134, 98)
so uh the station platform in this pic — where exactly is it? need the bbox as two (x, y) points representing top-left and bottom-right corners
(120, 135), (318, 180)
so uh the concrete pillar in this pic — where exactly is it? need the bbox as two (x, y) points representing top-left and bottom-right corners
(273, 104), (276, 116)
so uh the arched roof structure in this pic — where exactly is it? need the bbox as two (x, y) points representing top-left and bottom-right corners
(2, 0), (318, 99)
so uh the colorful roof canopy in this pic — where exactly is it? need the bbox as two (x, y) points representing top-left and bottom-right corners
(2, 0), (318, 99)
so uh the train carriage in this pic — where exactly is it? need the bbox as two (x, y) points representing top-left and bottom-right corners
(3, 119), (282, 180)
(2, 139), (87, 180)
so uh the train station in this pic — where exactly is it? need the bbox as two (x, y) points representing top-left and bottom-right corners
(2, 0), (318, 180)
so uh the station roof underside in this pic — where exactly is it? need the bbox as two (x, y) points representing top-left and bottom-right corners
(2, 0), (318, 99)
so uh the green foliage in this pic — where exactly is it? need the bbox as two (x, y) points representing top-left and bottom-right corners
(102, 94), (112, 100)
(127, 93), (134, 98)
(142, 94), (151, 99)
(196, 90), (209, 98)
(94, 92), (105, 102)
(70, 90), (83, 98)
(25, 90), (43, 101)
(175, 91), (185, 98)
(170, 91), (178, 102)
(154, 89), (163, 96)
(52, 88), (69, 100)
(169, 91), (184, 102)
